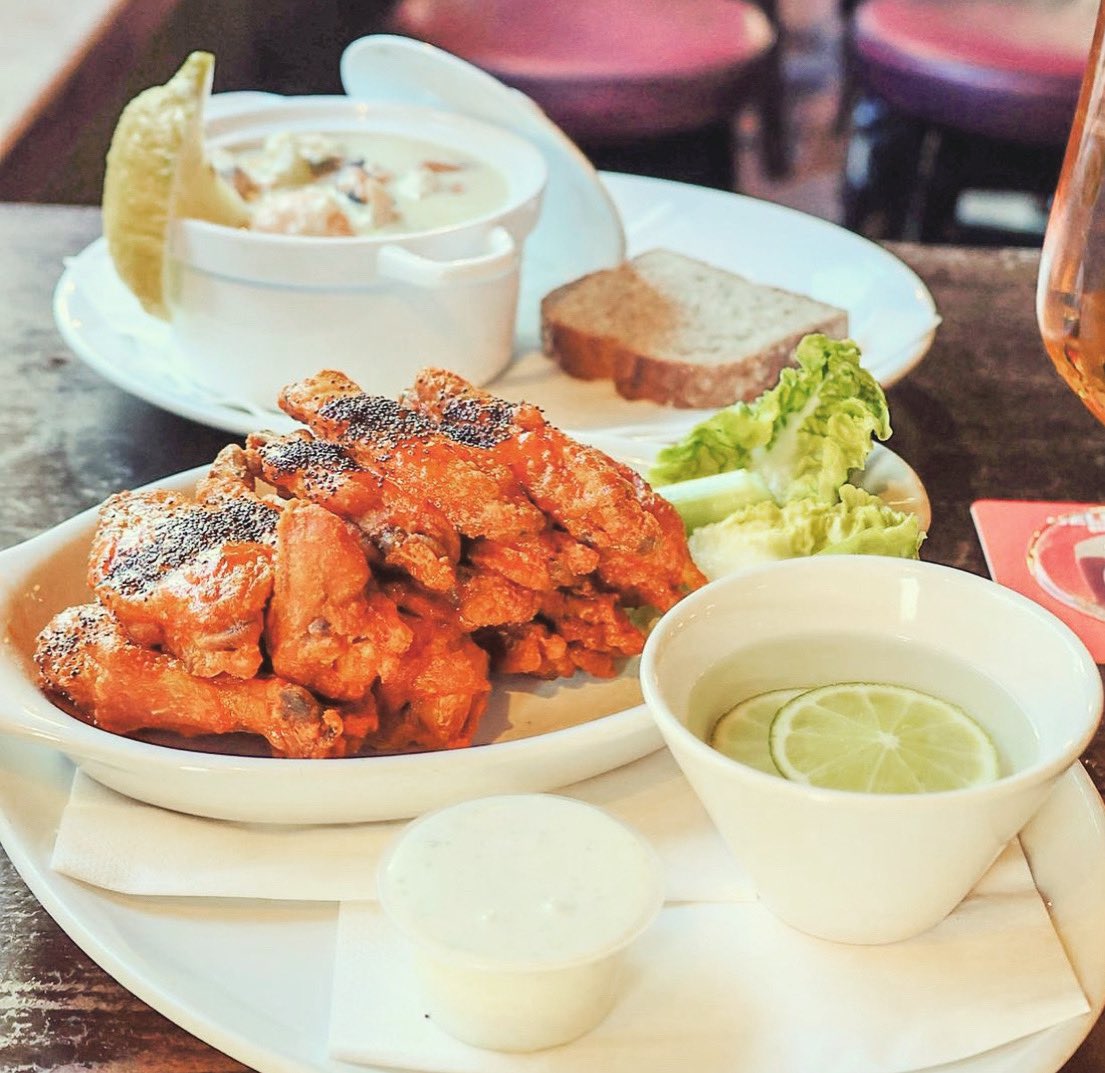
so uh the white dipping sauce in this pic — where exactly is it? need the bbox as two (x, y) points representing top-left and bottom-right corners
(378, 794), (662, 1052)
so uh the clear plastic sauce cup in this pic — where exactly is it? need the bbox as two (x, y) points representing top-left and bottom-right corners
(377, 793), (663, 1052)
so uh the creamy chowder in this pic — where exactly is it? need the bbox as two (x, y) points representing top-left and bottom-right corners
(213, 131), (509, 238)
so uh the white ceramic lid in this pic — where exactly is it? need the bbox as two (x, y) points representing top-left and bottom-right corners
(340, 34), (626, 348)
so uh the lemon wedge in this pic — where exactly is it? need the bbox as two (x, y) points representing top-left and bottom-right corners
(709, 688), (805, 774)
(768, 682), (1001, 793)
(102, 51), (249, 319)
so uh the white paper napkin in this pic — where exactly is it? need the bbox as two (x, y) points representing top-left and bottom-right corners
(328, 840), (1089, 1073)
(49, 750), (1090, 1073)
(50, 750), (753, 903)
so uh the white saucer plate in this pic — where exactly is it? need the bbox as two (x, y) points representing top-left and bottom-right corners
(0, 441), (927, 825)
(0, 738), (1101, 1073)
(53, 172), (940, 438)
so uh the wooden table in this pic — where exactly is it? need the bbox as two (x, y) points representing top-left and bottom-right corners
(1, 202), (1104, 1071)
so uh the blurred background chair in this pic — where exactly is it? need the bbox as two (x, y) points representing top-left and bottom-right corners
(840, 0), (1093, 243)
(0, 0), (367, 203)
(0, 0), (184, 200)
(386, 0), (788, 190)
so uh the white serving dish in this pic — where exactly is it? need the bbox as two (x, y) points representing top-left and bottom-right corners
(0, 439), (926, 826)
(169, 97), (548, 407)
(0, 464), (653, 825)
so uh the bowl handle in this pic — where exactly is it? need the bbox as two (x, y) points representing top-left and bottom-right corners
(377, 226), (515, 288)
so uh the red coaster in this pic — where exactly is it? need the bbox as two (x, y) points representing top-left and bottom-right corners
(971, 499), (1105, 663)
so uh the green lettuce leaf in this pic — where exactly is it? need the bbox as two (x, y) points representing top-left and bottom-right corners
(649, 334), (891, 503)
(656, 467), (773, 532)
(687, 484), (924, 581)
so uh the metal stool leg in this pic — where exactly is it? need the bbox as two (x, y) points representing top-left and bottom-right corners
(841, 93), (925, 239)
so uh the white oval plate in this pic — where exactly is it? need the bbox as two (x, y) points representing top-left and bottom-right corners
(0, 466), (652, 825)
(0, 737), (1101, 1073)
(0, 444), (926, 825)
(53, 172), (940, 438)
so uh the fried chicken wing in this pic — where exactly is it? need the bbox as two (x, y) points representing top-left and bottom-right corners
(266, 499), (413, 701)
(590, 466), (708, 609)
(450, 530), (600, 631)
(479, 584), (645, 679)
(35, 604), (344, 758)
(247, 430), (459, 593)
(456, 564), (543, 630)
(403, 368), (706, 609)
(195, 443), (266, 506)
(38, 365), (706, 758)
(330, 692), (380, 757)
(539, 585), (646, 662)
(403, 369), (658, 550)
(280, 370), (547, 542)
(466, 530), (600, 593)
(478, 620), (575, 679)
(375, 582), (491, 751)
(89, 481), (279, 679)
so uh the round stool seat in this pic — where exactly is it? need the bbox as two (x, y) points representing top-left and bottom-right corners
(389, 0), (775, 140)
(854, 0), (1091, 145)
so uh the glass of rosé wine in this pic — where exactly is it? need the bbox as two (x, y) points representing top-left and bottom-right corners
(1028, 0), (1105, 619)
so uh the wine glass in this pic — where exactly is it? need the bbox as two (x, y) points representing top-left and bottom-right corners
(1028, 0), (1105, 620)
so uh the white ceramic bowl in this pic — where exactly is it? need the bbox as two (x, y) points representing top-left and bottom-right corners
(0, 467), (657, 826)
(640, 556), (1103, 944)
(168, 97), (548, 409)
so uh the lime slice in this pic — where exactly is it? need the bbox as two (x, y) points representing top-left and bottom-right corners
(709, 688), (805, 774)
(768, 683), (1000, 793)
(102, 52), (249, 319)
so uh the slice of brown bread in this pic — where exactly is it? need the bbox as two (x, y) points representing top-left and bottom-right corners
(540, 249), (849, 409)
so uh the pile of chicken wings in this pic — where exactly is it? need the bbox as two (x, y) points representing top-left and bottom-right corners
(35, 370), (705, 758)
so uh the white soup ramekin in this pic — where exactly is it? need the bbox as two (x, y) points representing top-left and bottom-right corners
(167, 97), (548, 409)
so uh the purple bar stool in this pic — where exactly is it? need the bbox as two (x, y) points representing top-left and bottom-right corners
(842, 0), (1092, 241)
(386, 0), (784, 190)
